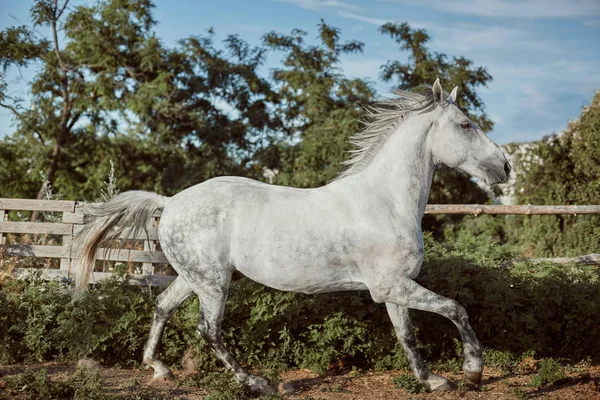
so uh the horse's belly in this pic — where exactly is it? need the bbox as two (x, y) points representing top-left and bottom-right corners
(233, 249), (367, 294)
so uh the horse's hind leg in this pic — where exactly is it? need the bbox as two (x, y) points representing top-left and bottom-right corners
(376, 278), (483, 386)
(193, 271), (277, 395)
(143, 276), (194, 380)
(386, 303), (452, 391)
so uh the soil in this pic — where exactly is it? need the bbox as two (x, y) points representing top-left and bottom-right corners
(1, 361), (600, 399)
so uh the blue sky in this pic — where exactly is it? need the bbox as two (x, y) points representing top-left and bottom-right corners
(1, 0), (599, 144)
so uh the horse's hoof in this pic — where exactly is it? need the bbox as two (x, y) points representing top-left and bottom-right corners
(278, 381), (295, 395)
(247, 375), (277, 394)
(464, 370), (482, 386)
(427, 374), (453, 391)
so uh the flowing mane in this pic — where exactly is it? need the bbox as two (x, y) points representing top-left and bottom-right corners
(337, 87), (441, 179)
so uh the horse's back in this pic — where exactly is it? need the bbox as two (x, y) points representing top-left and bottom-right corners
(157, 176), (367, 292)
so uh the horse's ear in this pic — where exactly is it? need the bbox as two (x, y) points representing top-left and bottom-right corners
(449, 86), (458, 102)
(432, 78), (445, 105)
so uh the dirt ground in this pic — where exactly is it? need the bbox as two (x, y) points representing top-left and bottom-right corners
(1, 361), (600, 399)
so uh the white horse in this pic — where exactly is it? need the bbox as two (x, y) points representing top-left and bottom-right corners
(75, 79), (510, 393)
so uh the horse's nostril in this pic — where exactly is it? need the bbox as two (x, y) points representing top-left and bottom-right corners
(504, 162), (511, 177)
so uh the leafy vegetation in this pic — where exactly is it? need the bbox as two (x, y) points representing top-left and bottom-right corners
(0, 0), (494, 213)
(530, 358), (565, 388)
(1, 0), (600, 392)
(448, 91), (600, 256)
(392, 374), (430, 394)
(3, 368), (109, 400)
(1, 234), (599, 374)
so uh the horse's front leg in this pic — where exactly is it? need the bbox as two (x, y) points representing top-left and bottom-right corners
(375, 278), (483, 387)
(385, 303), (452, 391)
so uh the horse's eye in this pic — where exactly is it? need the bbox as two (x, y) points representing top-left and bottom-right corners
(460, 121), (472, 131)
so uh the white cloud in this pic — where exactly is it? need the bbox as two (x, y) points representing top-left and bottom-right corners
(274, 0), (361, 12)
(483, 60), (600, 143)
(337, 12), (555, 57)
(337, 11), (388, 26)
(490, 60), (600, 96)
(337, 11), (432, 30)
(430, 23), (556, 54)
(382, 0), (600, 18)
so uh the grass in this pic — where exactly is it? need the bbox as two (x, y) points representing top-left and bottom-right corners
(530, 358), (565, 388)
(393, 374), (430, 394)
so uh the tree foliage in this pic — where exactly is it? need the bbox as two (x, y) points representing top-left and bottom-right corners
(507, 91), (600, 256)
(377, 22), (492, 233)
(259, 21), (374, 187)
(3, 235), (600, 369)
(0, 0), (280, 200)
(0, 1), (495, 223)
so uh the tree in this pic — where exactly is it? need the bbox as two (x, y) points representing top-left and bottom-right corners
(379, 22), (493, 131)
(259, 21), (374, 187)
(378, 23), (492, 233)
(0, 0), (79, 215)
(507, 91), (600, 256)
(0, 0), (281, 202)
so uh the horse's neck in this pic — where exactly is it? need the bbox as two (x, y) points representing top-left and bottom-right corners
(355, 115), (435, 226)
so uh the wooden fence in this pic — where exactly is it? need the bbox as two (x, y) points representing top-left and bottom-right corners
(1, 199), (600, 287)
(0, 198), (174, 287)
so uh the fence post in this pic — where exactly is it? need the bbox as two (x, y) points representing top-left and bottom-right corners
(141, 215), (157, 275)
(68, 202), (85, 282)
(0, 209), (5, 270)
(59, 202), (77, 273)
(0, 209), (5, 246)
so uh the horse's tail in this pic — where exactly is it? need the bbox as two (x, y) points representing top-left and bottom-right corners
(73, 191), (169, 289)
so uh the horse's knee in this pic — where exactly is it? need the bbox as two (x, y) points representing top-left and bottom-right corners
(446, 302), (469, 323)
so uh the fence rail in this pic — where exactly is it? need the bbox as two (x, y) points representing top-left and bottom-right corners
(1, 198), (599, 287)
(0, 198), (166, 286)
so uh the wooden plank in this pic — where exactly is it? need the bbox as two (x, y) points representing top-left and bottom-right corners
(72, 225), (159, 240)
(0, 198), (75, 212)
(0, 221), (73, 235)
(0, 210), (5, 246)
(0, 210), (4, 268)
(142, 215), (158, 275)
(83, 202), (162, 217)
(142, 240), (155, 274)
(425, 204), (600, 215)
(13, 268), (71, 281)
(91, 248), (169, 264)
(1, 244), (69, 258)
(87, 271), (176, 287)
(528, 254), (600, 265)
(62, 209), (84, 224)
(1, 245), (168, 263)
(60, 212), (74, 271)
(13, 268), (176, 287)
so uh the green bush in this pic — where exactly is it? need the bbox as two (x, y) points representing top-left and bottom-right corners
(530, 358), (565, 387)
(3, 368), (109, 400)
(393, 374), (430, 393)
(2, 233), (600, 374)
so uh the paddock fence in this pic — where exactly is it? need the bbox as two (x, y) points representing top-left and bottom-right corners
(1, 198), (599, 287)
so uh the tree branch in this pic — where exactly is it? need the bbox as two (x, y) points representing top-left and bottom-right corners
(0, 101), (45, 145)
(56, 0), (69, 19)
(67, 110), (82, 130)
(52, 0), (68, 73)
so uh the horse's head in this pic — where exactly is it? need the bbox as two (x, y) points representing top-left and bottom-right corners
(428, 79), (510, 185)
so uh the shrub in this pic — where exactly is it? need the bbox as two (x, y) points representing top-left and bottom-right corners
(530, 358), (565, 387)
(2, 233), (600, 374)
(3, 368), (109, 400)
(393, 374), (429, 394)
